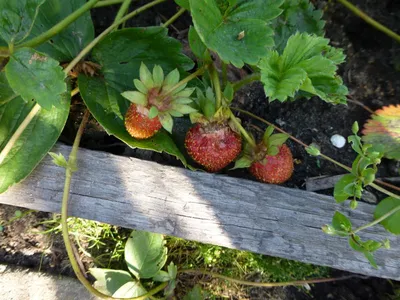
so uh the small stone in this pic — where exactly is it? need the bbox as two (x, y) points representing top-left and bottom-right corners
(330, 134), (346, 148)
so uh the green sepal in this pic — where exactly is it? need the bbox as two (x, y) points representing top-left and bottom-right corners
(48, 152), (68, 169)
(148, 106), (159, 119)
(163, 69), (180, 90)
(152, 65), (164, 87)
(139, 62), (154, 89)
(121, 91), (147, 106)
(133, 79), (148, 94)
(231, 155), (252, 170)
(159, 113), (173, 133)
(306, 143), (321, 156)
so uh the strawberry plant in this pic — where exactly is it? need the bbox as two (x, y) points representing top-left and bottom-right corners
(0, 0), (399, 297)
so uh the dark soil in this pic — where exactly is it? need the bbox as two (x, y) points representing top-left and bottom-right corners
(1, 0), (399, 299)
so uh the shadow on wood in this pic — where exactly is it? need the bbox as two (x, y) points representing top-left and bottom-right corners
(0, 143), (399, 280)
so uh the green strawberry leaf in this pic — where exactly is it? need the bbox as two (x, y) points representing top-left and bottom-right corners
(259, 32), (347, 104)
(92, 27), (194, 91)
(0, 72), (17, 105)
(189, 0), (283, 68)
(374, 197), (400, 235)
(89, 269), (133, 296)
(333, 174), (357, 203)
(112, 281), (147, 298)
(29, 0), (94, 61)
(183, 285), (207, 300)
(174, 0), (190, 10)
(362, 105), (400, 160)
(5, 48), (67, 110)
(78, 75), (187, 165)
(0, 0), (45, 45)
(272, 0), (325, 53)
(332, 211), (352, 233)
(124, 230), (167, 279)
(0, 92), (70, 194)
(188, 26), (210, 63)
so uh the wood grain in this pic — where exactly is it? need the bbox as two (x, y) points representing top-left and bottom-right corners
(0, 144), (399, 279)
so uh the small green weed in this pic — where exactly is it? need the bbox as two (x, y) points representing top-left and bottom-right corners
(40, 214), (130, 269)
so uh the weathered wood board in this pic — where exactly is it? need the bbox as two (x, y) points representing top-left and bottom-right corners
(0, 144), (399, 279)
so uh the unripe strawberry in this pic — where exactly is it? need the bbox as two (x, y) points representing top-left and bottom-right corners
(125, 103), (162, 139)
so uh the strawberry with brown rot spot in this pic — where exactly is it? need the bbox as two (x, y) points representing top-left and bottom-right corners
(185, 87), (242, 172)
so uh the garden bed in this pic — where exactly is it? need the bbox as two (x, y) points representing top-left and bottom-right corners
(0, 0), (399, 298)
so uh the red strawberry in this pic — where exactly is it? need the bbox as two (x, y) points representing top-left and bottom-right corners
(249, 144), (293, 184)
(125, 103), (162, 139)
(185, 123), (242, 172)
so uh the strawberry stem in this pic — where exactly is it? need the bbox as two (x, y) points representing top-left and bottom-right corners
(210, 63), (222, 109)
(163, 64), (208, 95)
(229, 110), (256, 148)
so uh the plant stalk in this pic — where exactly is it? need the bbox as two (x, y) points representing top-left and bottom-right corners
(162, 7), (186, 28)
(336, 0), (400, 43)
(232, 73), (261, 91)
(164, 64), (208, 95)
(94, 0), (128, 7)
(180, 269), (365, 287)
(210, 63), (222, 109)
(230, 110), (256, 148)
(0, 103), (41, 165)
(113, 0), (132, 29)
(17, 0), (100, 49)
(61, 110), (168, 299)
(65, 0), (166, 74)
(353, 202), (400, 234)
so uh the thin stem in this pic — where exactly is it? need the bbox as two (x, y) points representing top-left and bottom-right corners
(113, 0), (132, 29)
(180, 269), (364, 287)
(230, 110), (256, 148)
(17, 0), (100, 49)
(346, 98), (375, 115)
(232, 73), (261, 91)
(0, 103), (41, 165)
(231, 107), (400, 196)
(210, 63), (222, 109)
(71, 87), (80, 97)
(164, 64), (208, 95)
(370, 183), (400, 200)
(65, 0), (166, 74)
(94, 0), (126, 7)
(61, 110), (168, 299)
(336, 0), (400, 43)
(354, 203), (400, 234)
(162, 7), (186, 28)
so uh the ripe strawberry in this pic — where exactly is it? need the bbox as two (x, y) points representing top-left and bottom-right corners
(249, 144), (293, 184)
(185, 123), (242, 172)
(125, 103), (162, 139)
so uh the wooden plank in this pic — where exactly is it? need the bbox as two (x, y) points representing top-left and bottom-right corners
(0, 144), (399, 279)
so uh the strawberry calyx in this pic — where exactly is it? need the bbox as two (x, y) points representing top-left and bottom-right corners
(121, 62), (197, 133)
(232, 126), (289, 169)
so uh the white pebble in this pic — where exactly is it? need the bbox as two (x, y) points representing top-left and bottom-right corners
(331, 134), (346, 148)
